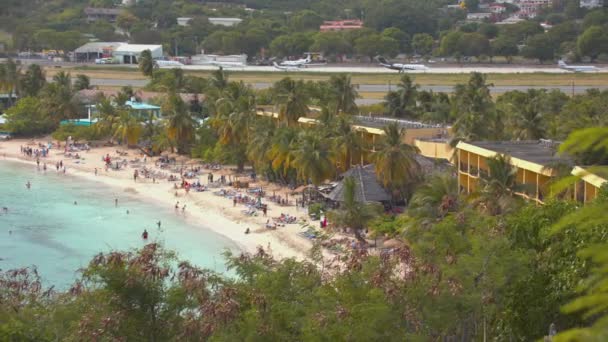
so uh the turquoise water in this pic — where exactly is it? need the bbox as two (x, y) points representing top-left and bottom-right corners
(0, 161), (237, 288)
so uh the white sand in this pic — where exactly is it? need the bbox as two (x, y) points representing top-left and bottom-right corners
(0, 139), (319, 260)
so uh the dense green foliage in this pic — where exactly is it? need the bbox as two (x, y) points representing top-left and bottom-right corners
(384, 73), (608, 143)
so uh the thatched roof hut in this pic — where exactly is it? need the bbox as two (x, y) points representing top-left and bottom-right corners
(327, 164), (391, 203)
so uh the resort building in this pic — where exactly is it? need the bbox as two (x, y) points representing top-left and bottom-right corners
(255, 107), (450, 165)
(456, 140), (565, 204)
(572, 166), (608, 203)
(455, 140), (607, 204)
(414, 138), (454, 161)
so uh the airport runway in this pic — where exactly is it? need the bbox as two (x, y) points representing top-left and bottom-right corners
(179, 64), (589, 74)
(9, 57), (608, 74)
(87, 77), (608, 95)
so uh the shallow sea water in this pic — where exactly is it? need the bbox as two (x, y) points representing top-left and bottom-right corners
(0, 160), (237, 288)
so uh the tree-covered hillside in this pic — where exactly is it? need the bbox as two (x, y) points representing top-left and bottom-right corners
(1, 0), (607, 62)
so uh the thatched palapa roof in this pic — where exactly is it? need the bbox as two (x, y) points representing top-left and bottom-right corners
(327, 164), (391, 203)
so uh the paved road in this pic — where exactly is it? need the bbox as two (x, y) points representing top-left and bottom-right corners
(87, 77), (608, 95)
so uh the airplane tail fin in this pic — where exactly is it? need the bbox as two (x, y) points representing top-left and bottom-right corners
(376, 56), (388, 65)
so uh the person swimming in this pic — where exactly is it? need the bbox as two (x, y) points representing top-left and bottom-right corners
(157, 221), (161, 229)
(26, 181), (31, 189)
(142, 229), (148, 239)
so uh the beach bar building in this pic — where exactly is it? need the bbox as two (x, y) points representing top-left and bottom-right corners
(61, 100), (161, 127)
(124, 100), (161, 120)
(327, 165), (391, 204)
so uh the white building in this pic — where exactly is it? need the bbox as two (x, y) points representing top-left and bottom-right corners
(466, 12), (493, 21)
(208, 17), (242, 27)
(517, 0), (552, 18)
(490, 4), (507, 13)
(191, 53), (247, 65)
(580, 0), (604, 8)
(496, 15), (526, 25)
(113, 44), (163, 64)
(177, 17), (192, 26)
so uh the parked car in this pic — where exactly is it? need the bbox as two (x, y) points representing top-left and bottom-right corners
(95, 57), (118, 64)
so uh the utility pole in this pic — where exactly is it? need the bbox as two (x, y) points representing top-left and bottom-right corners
(571, 80), (575, 97)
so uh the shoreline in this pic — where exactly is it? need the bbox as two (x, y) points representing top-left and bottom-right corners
(0, 141), (314, 261)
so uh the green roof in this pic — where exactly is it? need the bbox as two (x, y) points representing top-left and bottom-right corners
(126, 101), (161, 110)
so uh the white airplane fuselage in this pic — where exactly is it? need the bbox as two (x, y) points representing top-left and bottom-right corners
(558, 61), (599, 72)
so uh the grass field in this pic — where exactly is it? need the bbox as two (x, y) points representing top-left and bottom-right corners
(47, 65), (608, 87)
(0, 30), (11, 46)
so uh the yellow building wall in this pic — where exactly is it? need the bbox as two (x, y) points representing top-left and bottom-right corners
(402, 127), (447, 145)
(414, 139), (454, 160)
(585, 182), (598, 203)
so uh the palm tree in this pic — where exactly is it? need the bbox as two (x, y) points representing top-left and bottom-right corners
(139, 49), (154, 78)
(42, 72), (79, 121)
(331, 115), (364, 172)
(74, 74), (91, 91)
(164, 93), (196, 154)
(396, 74), (418, 118)
(20, 63), (46, 97)
(476, 154), (526, 215)
(327, 176), (383, 242)
(291, 130), (334, 185)
(0, 58), (22, 106)
(328, 74), (359, 115)
(212, 82), (256, 171)
(273, 77), (309, 127)
(94, 97), (121, 137)
(451, 72), (496, 142)
(114, 86), (134, 106)
(267, 126), (299, 182)
(372, 123), (421, 199)
(113, 112), (143, 148)
(152, 129), (176, 154)
(52, 71), (72, 89)
(247, 117), (276, 173)
(383, 75), (419, 119)
(409, 172), (458, 218)
(512, 89), (545, 140)
(209, 67), (228, 92)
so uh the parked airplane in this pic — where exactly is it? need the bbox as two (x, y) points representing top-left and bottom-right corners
(558, 60), (600, 72)
(154, 60), (185, 68)
(280, 52), (327, 67)
(377, 56), (429, 72)
(273, 62), (303, 71)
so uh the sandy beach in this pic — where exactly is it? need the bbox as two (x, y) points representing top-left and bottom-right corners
(0, 138), (320, 261)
